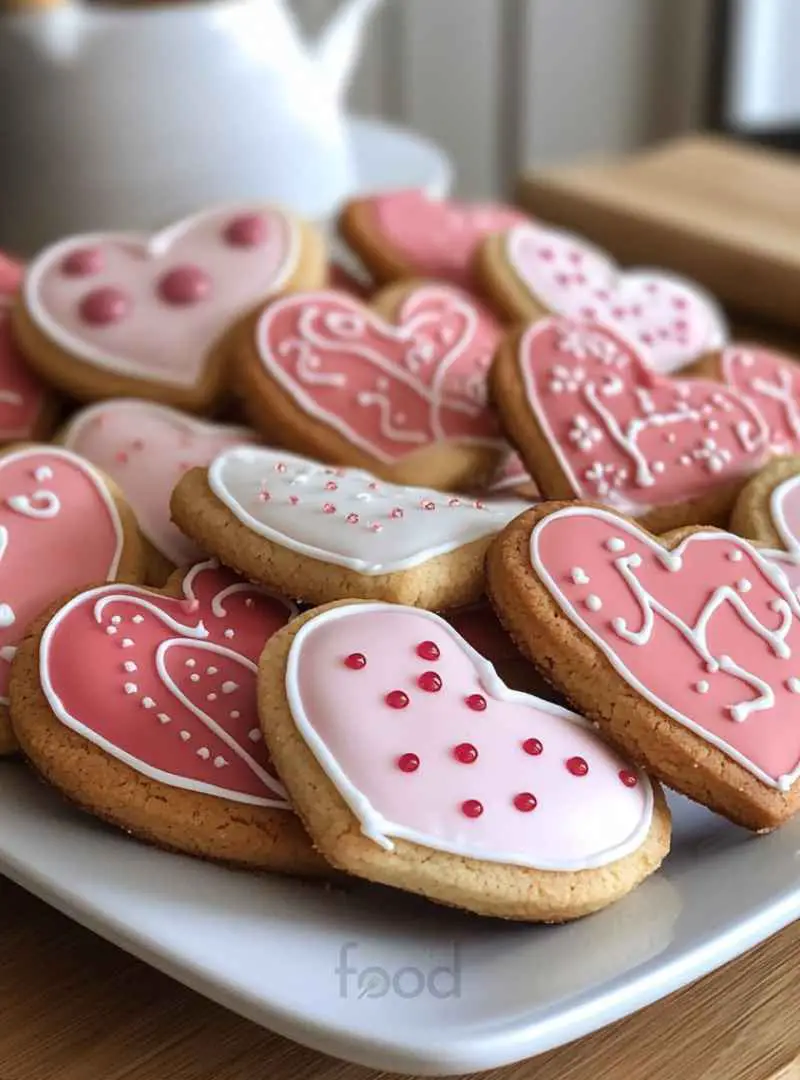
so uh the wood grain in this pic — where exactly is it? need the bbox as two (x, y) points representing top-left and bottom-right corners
(0, 873), (796, 1079)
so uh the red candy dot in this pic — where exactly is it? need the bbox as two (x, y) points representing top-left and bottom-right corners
(397, 753), (420, 773)
(465, 693), (487, 712)
(79, 287), (130, 326)
(61, 247), (103, 277)
(158, 265), (212, 305)
(418, 670), (442, 693)
(566, 756), (589, 777)
(461, 799), (483, 819)
(386, 690), (409, 709)
(344, 652), (366, 670)
(513, 792), (538, 812)
(224, 213), (267, 248)
(453, 742), (478, 764)
(416, 640), (440, 661)
(522, 737), (543, 756)
(619, 770), (638, 788)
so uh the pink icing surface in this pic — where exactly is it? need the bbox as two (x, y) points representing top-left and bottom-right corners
(519, 319), (767, 512)
(256, 286), (505, 462)
(63, 400), (255, 565)
(26, 206), (297, 388)
(0, 253), (22, 296)
(0, 446), (124, 702)
(507, 223), (727, 374)
(720, 345), (800, 456)
(0, 302), (49, 440)
(532, 506), (800, 789)
(368, 189), (528, 289)
(287, 604), (651, 870)
(40, 562), (294, 805)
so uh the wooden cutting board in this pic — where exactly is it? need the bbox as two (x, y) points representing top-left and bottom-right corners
(516, 134), (800, 335)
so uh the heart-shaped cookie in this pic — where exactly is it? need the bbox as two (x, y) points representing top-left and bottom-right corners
(258, 601), (668, 920)
(488, 502), (800, 828)
(173, 446), (528, 610)
(237, 282), (508, 489)
(16, 206), (323, 411)
(478, 222), (728, 374)
(492, 317), (768, 531)
(339, 189), (529, 290)
(62, 399), (255, 573)
(0, 299), (55, 442)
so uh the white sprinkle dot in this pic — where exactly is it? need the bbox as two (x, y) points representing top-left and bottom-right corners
(213, 756), (227, 769)
(652, 461), (666, 474)
(197, 747), (211, 760)
(224, 629), (235, 639)
(706, 659), (719, 673)
(605, 538), (625, 553)
(628, 554), (642, 568)
(190, 673), (200, 683)
(248, 728), (262, 742)
(142, 697), (155, 709)
(585, 594), (602, 612)
(244, 598), (254, 609)
(121, 638), (134, 648)
(34, 466), (53, 482)
(123, 682), (137, 695)
(221, 680), (238, 694)
(179, 730), (191, 741)
(728, 550), (743, 562)
(570, 567), (590, 585)
(207, 692), (218, 702)
(185, 659), (197, 668)
(737, 578), (752, 593)
(123, 661), (137, 673)
(206, 666), (218, 676)
(787, 678), (800, 694)
(231, 711), (241, 720)
(695, 680), (709, 694)
(111, 615), (122, 625)
(132, 615), (144, 624)
(106, 626), (117, 636)
(157, 714), (171, 724)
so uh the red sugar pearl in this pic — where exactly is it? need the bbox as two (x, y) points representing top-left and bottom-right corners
(522, 737), (543, 756)
(62, 247), (103, 277)
(619, 770), (638, 788)
(513, 792), (538, 812)
(453, 742), (478, 764)
(418, 670), (442, 693)
(158, 265), (212, 306)
(224, 213), (267, 248)
(79, 287), (130, 326)
(344, 652), (366, 670)
(566, 756), (589, 777)
(397, 753), (419, 773)
(416, 640), (440, 661)
(385, 690), (409, 709)
(461, 799), (483, 819)
(465, 693), (487, 712)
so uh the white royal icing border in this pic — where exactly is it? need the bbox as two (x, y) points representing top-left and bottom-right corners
(284, 602), (654, 871)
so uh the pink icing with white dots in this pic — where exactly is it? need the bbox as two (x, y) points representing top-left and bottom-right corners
(286, 602), (652, 869)
(255, 285), (506, 460)
(532, 505), (800, 790)
(40, 561), (295, 806)
(518, 318), (767, 513)
(0, 300), (50, 441)
(506, 223), (728, 374)
(720, 345), (800, 456)
(63, 399), (255, 565)
(25, 206), (298, 388)
(366, 189), (529, 289)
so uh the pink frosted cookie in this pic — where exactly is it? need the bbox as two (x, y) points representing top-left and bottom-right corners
(478, 221), (728, 374)
(491, 317), (768, 532)
(488, 501), (800, 830)
(0, 444), (145, 754)
(11, 559), (323, 873)
(172, 446), (529, 611)
(236, 280), (509, 490)
(339, 188), (529, 292)
(13, 205), (326, 413)
(0, 297), (58, 443)
(257, 600), (670, 920)
(61, 399), (256, 584)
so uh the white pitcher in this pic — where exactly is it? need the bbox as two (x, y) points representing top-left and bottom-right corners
(0, 0), (382, 253)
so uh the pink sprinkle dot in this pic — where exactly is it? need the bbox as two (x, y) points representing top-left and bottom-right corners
(115, 450), (129, 464)
(580, 306), (596, 320)
(390, 507), (404, 519)
(461, 799), (483, 819)
(289, 495), (300, 505)
(465, 693), (487, 712)
(448, 498), (461, 507)
(370, 523), (383, 532)
(224, 213), (267, 248)
(324, 481), (338, 491)
(344, 652), (367, 670)
(619, 769), (638, 788)
(522, 737), (543, 756)
(566, 755), (589, 777)
(397, 752), (419, 773)
(323, 503), (336, 514)
(421, 500), (436, 510)
(514, 792), (538, 812)
(62, 247), (103, 277)
(386, 690), (409, 709)
(275, 462), (287, 473)
(538, 248), (554, 261)
(79, 287), (130, 326)
(416, 640), (440, 661)
(158, 265), (212, 306)
(473, 499), (485, 510)
(453, 742), (478, 764)
(132, 439), (145, 451)
(258, 491), (271, 501)
(418, 670), (442, 693)
(346, 513), (359, 524)
(673, 297), (688, 310)
(368, 481), (379, 490)
(640, 332), (654, 345)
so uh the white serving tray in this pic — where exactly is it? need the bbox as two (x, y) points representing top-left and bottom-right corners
(1, 762), (799, 1076)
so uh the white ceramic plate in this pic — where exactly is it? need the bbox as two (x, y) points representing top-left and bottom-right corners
(0, 762), (798, 1075)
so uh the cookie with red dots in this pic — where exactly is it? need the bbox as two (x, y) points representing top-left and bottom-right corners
(61, 399), (257, 585)
(234, 279), (509, 491)
(171, 446), (529, 610)
(10, 559), (324, 874)
(476, 221), (728, 375)
(12, 205), (326, 413)
(256, 600), (670, 921)
(490, 317), (769, 533)
(338, 188), (529, 293)
(487, 501), (800, 830)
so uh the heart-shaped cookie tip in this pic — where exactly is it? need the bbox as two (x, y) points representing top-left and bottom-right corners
(285, 602), (653, 870)
(721, 345), (800, 457)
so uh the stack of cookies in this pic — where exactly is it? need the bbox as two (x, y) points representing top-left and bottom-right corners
(1, 189), (797, 923)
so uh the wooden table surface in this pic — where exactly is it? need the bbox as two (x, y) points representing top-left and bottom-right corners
(0, 873), (797, 1080)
